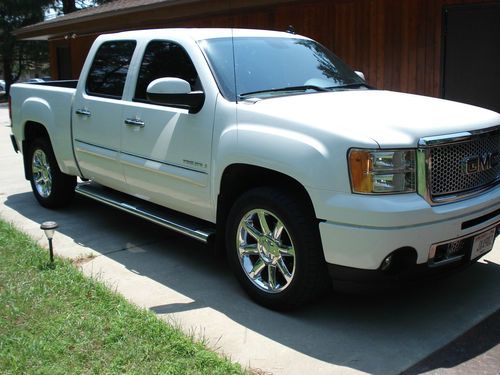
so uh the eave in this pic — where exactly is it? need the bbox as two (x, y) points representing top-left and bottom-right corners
(13, 0), (300, 40)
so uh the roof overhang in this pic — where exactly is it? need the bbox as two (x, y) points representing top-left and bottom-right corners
(14, 0), (300, 41)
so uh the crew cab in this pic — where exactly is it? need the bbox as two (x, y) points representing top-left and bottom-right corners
(9, 29), (500, 309)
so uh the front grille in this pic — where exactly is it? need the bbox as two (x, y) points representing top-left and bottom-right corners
(429, 133), (499, 197)
(418, 126), (500, 204)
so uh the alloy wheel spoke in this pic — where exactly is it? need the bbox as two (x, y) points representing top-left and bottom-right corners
(249, 258), (266, 278)
(268, 265), (278, 289)
(276, 258), (292, 283)
(34, 175), (44, 185)
(257, 210), (271, 235)
(244, 221), (263, 241)
(279, 244), (295, 257)
(239, 243), (259, 256)
(272, 220), (285, 241)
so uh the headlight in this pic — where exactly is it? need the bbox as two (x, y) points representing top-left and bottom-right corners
(348, 149), (416, 194)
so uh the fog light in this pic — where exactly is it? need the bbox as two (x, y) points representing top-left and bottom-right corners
(380, 247), (417, 275)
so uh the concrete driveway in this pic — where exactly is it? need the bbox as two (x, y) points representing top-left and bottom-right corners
(1, 103), (499, 374)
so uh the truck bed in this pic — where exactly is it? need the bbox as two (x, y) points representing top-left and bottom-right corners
(27, 80), (78, 89)
(10, 81), (79, 176)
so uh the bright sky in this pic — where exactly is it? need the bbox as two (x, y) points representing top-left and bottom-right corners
(45, 0), (96, 20)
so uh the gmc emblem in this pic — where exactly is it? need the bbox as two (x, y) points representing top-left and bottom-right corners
(463, 152), (499, 175)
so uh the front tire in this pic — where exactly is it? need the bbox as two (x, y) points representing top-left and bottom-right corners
(28, 137), (76, 208)
(225, 187), (330, 310)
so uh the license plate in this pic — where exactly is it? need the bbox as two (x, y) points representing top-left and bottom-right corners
(470, 228), (496, 260)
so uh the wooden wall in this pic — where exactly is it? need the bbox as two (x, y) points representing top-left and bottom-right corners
(49, 0), (497, 98)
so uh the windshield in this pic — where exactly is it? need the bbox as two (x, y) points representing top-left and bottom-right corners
(199, 36), (366, 101)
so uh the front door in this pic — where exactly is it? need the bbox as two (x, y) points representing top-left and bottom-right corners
(120, 40), (214, 219)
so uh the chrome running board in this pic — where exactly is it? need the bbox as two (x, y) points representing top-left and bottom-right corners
(75, 182), (215, 243)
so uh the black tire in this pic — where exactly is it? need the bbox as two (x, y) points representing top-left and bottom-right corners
(27, 137), (76, 208)
(225, 187), (330, 310)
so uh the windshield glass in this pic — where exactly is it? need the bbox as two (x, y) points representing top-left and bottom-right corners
(199, 36), (365, 101)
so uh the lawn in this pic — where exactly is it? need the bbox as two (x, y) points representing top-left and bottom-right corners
(0, 220), (246, 374)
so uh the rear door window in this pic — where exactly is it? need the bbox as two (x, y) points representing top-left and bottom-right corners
(86, 40), (136, 99)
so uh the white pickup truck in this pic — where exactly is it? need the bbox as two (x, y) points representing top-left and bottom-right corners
(9, 29), (500, 309)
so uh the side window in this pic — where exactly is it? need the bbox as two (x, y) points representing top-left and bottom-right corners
(134, 40), (201, 102)
(86, 40), (136, 99)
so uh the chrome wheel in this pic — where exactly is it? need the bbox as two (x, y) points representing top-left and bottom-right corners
(236, 209), (296, 293)
(32, 149), (52, 198)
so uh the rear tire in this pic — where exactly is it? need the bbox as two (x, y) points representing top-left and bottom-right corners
(28, 137), (76, 208)
(225, 187), (330, 310)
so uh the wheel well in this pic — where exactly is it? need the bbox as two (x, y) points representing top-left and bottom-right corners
(22, 122), (50, 180)
(216, 164), (317, 249)
(24, 121), (49, 142)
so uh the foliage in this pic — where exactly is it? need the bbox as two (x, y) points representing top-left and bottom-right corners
(0, 219), (246, 374)
(50, 0), (114, 16)
(0, 0), (113, 93)
(0, 0), (52, 93)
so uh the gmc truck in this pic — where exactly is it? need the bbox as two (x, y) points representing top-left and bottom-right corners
(9, 29), (500, 309)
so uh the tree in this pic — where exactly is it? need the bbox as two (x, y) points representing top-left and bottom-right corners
(62, 0), (77, 14)
(51, 0), (113, 17)
(0, 0), (52, 94)
(1, 0), (114, 94)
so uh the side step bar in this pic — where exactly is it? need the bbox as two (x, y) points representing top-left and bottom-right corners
(75, 182), (215, 243)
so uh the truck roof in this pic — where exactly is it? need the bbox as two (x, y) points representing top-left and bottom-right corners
(98, 28), (310, 42)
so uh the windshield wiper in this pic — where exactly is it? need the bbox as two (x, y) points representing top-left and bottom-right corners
(239, 85), (329, 99)
(327, 82), (373, 90)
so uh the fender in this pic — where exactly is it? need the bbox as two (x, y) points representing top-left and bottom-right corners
(230, 123), (330, 187)
(19, 92), (80, 176)
(20, 97), (54, 141)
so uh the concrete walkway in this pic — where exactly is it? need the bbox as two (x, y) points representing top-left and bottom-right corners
(1, 103), (499, 374)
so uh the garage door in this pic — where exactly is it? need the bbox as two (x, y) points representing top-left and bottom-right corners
(442, 3), (500, 113)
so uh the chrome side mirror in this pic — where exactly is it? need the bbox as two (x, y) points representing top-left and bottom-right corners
(146, 77), (205, 114)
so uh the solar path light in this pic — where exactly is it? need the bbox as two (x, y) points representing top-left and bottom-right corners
(40, 221), (59, 264)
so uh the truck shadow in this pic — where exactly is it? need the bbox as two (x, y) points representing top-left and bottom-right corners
(4, 192), (500, 375)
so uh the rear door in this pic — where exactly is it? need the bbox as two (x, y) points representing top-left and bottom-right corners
(72, 40), (136, 192)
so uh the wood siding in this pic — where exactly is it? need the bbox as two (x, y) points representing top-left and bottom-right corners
(49, 0), (498, 98)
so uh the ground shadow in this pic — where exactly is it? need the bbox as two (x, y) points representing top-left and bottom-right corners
(4, 191), (500, 374)
(401, 308), (500, 374)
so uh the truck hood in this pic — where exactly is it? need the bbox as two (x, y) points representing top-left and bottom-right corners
(242, 90), (500, 148)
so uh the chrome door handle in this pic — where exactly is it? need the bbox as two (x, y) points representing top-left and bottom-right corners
(124, 118), (145, 128)
(75, 108), (91, 116)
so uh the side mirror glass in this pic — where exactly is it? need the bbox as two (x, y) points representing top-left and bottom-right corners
(146, 77), (205, 113)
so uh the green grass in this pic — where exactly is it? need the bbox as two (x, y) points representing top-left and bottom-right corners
(0, 220), (246, 374)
